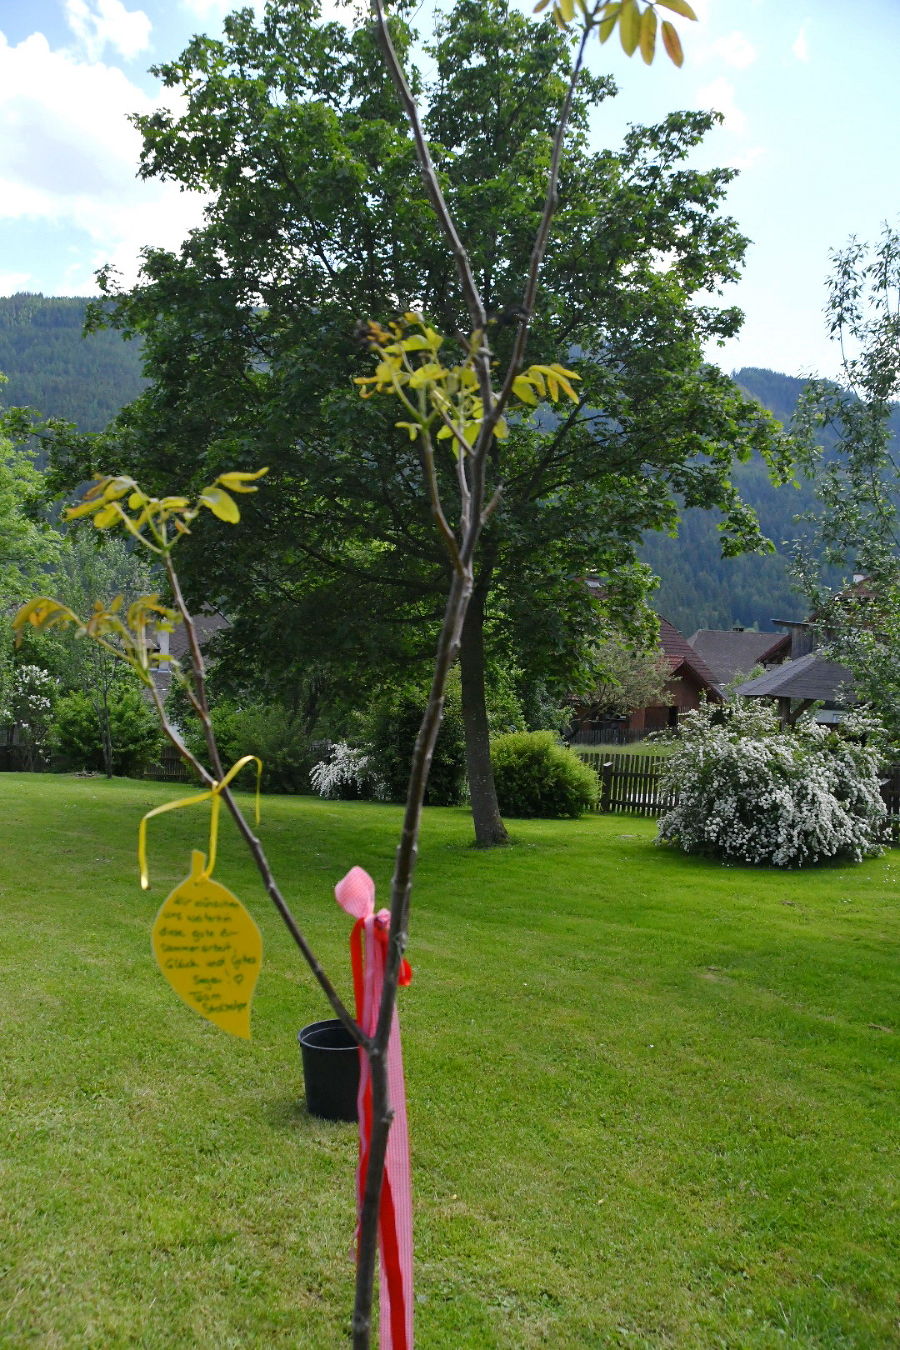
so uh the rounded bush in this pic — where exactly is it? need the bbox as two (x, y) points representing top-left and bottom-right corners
(491, 731), (598, 818)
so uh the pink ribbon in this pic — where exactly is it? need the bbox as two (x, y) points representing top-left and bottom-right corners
(335, 866), (413, 1350)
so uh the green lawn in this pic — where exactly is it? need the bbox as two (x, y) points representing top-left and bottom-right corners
(1, 774), (897, 1348)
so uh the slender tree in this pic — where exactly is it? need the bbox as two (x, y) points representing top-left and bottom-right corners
(791, 224), (900, 740)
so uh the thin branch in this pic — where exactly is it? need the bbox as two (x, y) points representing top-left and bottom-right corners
(163, 557), (367, 1048)
(492, 23), (593, 424)
(369, 0), (486, 334)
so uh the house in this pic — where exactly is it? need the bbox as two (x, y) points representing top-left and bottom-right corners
(687, 626), (789, 688)
(734, 651), (855, 727)
(571, 617), (723, 743)
(152, 611), (230, 703)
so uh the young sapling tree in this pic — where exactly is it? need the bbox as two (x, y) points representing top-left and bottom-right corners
(18, 0), (700, 1343)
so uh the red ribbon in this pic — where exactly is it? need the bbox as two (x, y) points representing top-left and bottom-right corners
(336, 867), (413, 1350)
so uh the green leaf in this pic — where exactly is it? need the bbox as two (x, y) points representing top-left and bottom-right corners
(198, 487), (240, 523)
(619, 0), (641, 56)
(661, 18), (684, 66)
(639, 5), (657, 63)
(656, 0), (697, 20)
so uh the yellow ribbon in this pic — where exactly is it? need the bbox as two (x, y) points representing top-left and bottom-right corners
(138, 755), (263, 890)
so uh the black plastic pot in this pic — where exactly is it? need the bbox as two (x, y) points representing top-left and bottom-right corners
(298, 1018), (360, 1122)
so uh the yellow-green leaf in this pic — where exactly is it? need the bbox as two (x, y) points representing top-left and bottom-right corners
(512, 375), (539, 405)
(463, 422), (480, 447)
(436, 424), (454, 440)
(13, 597), (75, 636)
(619, 0), (640, 55)
(408, 362), (447, 389)
(656, 0), (697, 20)
(93, 502), (122, 529)
(399, 335), (433, 352)
(533, 0), (551, 11)
(395, 421), (421, 440)
(493, 417), (509, 440)
(216, 468), (269, 492)
(64, 499), (103, 521)
(199, 487), (240, 523)
(557, 0), (576, 21)
(661, 18), (684, 65)
(639, 4), (657, 63)
(598, 10), (618, 43)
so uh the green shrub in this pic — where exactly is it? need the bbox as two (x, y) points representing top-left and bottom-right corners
(52, 687), (163, 776)
(182, 698), (314, 794)
(361, 678), (467, 806)
(491, 730), (598, 818)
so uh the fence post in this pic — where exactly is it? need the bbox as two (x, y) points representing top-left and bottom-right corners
(599, 760), (613, 813)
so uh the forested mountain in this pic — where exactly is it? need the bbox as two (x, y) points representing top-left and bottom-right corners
(0, 294), (144, 432)
(642, 368), (900, 635)
(1, 297), (893, 637)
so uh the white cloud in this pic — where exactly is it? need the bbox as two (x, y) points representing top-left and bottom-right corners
(695, 76), (748, 136)
(0, 31), (207, 287)
(64, 0), (152, 62)
(726, 146), (766, 173)
(792, 24), (810, 62)
(179, 0), (264, 16)
(710, 31), (757, 70)
(179, 0), (358, 23)
(0, 269), (33, 293)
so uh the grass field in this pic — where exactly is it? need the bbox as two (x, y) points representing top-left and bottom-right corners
(1, 773), (897, 1348)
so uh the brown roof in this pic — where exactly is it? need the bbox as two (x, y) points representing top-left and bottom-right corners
(687, 629), (789, 686)
(734, 653), (854, 702)
(659, 618), (722, 696)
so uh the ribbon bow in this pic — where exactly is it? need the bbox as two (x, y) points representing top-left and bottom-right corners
(138, 755), (262, 889)
(335, 866), (413, 1350)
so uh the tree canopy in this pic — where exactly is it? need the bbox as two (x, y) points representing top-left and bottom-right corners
(51, 0), (791, 841)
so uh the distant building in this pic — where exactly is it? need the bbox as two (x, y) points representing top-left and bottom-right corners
(687, 627), (789, 687)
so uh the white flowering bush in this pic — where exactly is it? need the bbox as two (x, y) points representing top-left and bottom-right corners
(657, 701), (889, 867)
(1, 664), (55, 771)
(309, 740), (386, 801)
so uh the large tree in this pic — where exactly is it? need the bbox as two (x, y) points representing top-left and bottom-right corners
(53, 0), (789, 842)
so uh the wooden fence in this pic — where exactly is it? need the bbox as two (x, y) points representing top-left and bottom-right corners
(140, 745), (196, 783)
(575, 749), (900, 823)
(575, 749), (676, 818)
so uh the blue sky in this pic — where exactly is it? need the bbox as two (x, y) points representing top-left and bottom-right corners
(0, 0), (898, 381)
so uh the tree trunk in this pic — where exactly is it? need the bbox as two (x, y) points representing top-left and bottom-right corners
(459, 586), (509, 847)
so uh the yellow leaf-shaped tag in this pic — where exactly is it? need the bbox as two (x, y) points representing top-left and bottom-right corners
(151, 851), (262, 1039)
